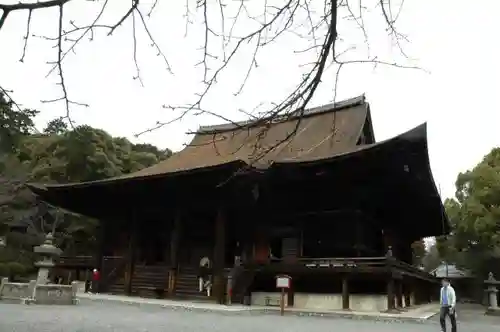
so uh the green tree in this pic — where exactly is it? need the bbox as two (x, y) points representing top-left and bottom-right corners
(132, 143), (172, 160)
(422, 243), (442, 272)
(43, 117), (68, 135)
(0, 99), (172, 267)
(443, 147), (500, 277)
(0, 93), (38, 155)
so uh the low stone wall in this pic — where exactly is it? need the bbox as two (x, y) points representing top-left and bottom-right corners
(251, 292), (288, 307)
(251, 292), (416, 312)
(0, 278), (36, 303)
(0, 277), (78, 305)
(34, 283), (78, 305)
(72, 281), (86, 294)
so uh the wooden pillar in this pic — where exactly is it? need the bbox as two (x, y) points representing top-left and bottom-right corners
(404, 279), (412, 307)
(412, 281), (419, 305)
(212, 207), (226, 304)
(428, 281), (433, 303)
(387, 277), (396, 312)
(396, 279), (403, 309)
(287, 277), (295, 307)
(168, 211), (182, 296)
(124, 218), (137, 296)
(94, 224), (105, 292)
(342, 275), (350, 310)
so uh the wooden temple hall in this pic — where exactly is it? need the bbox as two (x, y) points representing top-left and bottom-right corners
(28, 96), (450, 312)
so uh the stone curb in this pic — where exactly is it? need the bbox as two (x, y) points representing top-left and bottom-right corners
(77, 296), (438, 323)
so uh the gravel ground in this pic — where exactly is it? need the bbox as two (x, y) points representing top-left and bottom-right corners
(0, 301), (498, 332)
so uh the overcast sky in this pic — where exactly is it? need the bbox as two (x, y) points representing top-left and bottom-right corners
(0, 0), (498, 200)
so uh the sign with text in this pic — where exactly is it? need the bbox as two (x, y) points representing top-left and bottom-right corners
(275, 275), (291, 289)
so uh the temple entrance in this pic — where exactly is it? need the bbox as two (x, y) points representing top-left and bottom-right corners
(269, 237), (283, 260)
(179, 212), (215, 267)
(135, 219), (169, 265)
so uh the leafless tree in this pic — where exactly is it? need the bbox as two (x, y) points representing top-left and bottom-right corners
(0, 0), (419, 141)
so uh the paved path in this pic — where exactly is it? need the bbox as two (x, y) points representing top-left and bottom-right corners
(430, 303), (500, 326)
(0, 301), (497, 332)
(77, 293), (439, 322)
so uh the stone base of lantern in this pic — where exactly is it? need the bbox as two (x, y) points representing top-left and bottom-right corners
(35, 266), (51, 285)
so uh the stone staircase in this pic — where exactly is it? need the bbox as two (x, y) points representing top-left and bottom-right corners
(107, 277), (125, 295)
(102, 256), (127, 295)
(131, 265), (169, 298)
(105, 265), (169, 298)
(175, 266), (209, 301)
(105, 264), (213, 301)
(282, 237), (300, 261)
(231, 267), (256, 305)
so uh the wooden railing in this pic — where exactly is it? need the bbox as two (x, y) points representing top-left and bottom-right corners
(293, 256), (388, 269)
(53, 255), (126, 293)
(56, 255), (127, 269)
(101, 256), (127, 293)
(56, 255), (94, 268)
(388, 259), (435, 279)
(262, 256), (436, 280)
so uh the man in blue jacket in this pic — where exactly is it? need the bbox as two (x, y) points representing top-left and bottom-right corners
(440, 277), (457, 332)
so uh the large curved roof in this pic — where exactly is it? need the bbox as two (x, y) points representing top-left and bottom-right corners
(29, 95), (372, 189)
(124, 95), (370, 176)
(26, 96), (450, 238)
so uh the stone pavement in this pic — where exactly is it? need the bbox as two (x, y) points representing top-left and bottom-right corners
(0, 300), (496, 332)
(78, 292), (439, 322)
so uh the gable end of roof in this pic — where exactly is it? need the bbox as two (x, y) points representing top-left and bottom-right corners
(197, 95), (366, 135)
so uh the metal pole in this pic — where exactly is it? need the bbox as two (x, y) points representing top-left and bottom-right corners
(438, 184), (449, 278)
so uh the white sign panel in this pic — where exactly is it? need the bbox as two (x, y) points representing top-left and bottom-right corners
(276, 276), (290, 289)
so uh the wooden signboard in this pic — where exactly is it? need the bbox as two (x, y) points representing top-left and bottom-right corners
(275, 275), (292, 316)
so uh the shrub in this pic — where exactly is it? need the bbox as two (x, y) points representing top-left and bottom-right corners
(0, 263), (10, 277)
(7, 262), (27, 276)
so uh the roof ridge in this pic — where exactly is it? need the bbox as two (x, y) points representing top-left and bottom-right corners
(197, 95), (366, 134)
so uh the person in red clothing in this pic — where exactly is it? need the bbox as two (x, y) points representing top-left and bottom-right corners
(91, 268), (100, 294)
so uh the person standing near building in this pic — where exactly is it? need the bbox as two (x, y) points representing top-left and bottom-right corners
(198, 257), (211, 296)
(440, 277), (457, 332)
(91, 268), (100, 294)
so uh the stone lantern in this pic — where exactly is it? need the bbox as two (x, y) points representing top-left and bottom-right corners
(34, 233), (62, 285)
(484, 272), (500, 316)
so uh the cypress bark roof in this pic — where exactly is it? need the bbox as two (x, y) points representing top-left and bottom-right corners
(123, 95), (370, 178)
(26, 95), (372, 193)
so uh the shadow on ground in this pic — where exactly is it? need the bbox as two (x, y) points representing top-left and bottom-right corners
(430, 303), (500, 326)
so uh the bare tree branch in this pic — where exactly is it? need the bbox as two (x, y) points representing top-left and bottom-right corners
(19, 9), (32, 62)
(40, 3), (86, 128)
(0, 0), (72, 30)
(1, 0), (421, 159)
(131, 9), (144, 86)
(1, 0), (172, 125)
